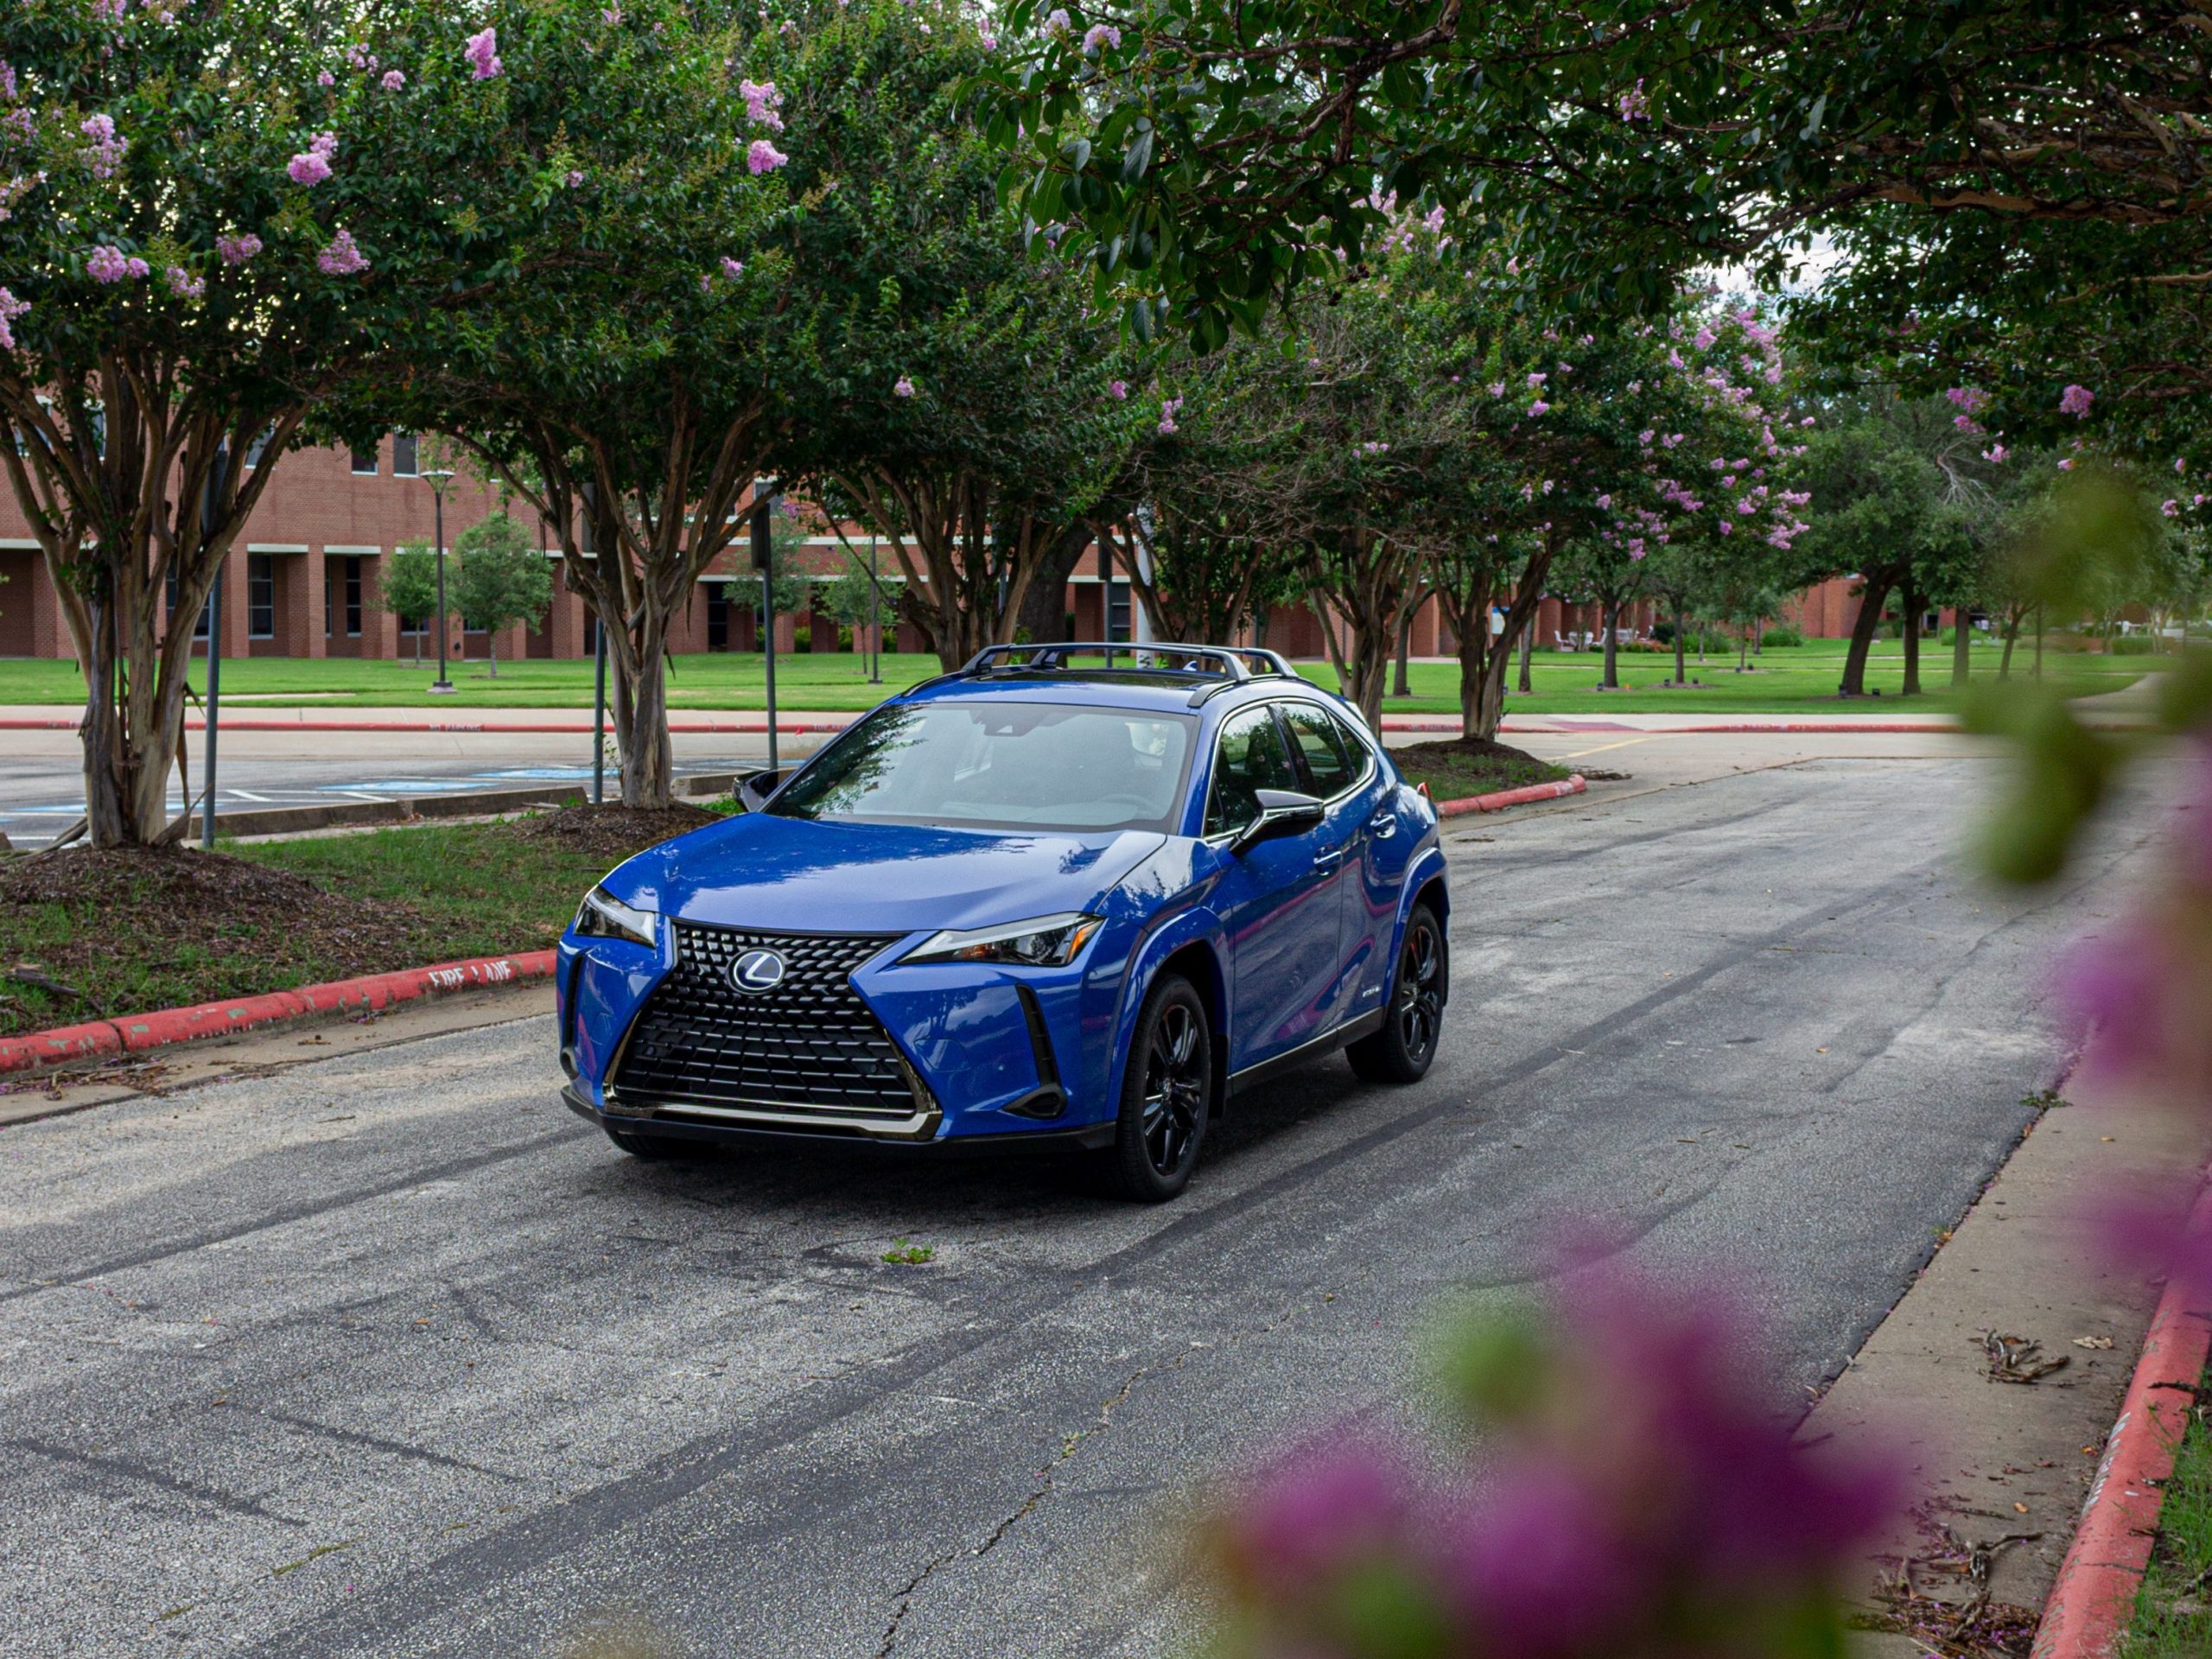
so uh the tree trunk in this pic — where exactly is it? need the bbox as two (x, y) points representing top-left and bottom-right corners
(1839, 574), (1895, 696)
(1672, 607), (1687, 686)
(612, 649), (674, 808)
(1999, 608), (2022, 678)
(486, 631), (498, 678)
(1018, 523), (1089, 644)
(1951, 607), (1973, 687)
(1600, 596), (1621, 689)
(1392, 605), (1414, 698)
(1901, 583), (1923, 697)
(1516, 615), (1532, 694)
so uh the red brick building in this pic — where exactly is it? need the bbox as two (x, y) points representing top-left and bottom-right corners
(2, 437), (1718, 664)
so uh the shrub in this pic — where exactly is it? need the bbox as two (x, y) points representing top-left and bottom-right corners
(1759, 623), (1804, 648)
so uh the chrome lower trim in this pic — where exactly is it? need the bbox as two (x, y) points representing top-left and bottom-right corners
(647, 1096), (943, 1142)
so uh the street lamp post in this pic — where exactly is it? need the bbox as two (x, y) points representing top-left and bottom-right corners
(423, 467), (457, 693)
(752, 479), (781, 772)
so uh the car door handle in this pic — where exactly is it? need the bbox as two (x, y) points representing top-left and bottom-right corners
(1313, 846), (1349, 871)
(1367, 811), (1396, 839)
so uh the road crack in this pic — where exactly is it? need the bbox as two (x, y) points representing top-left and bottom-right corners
(874, 1355), (1179, 1655)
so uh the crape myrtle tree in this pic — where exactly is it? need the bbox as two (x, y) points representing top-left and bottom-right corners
(1785, 385), (2005, 698)
(1096, 341), (1309, 647)
(767, 0), (1141, 672)
(353, 0), (791, 808)
(981, 3), (2212, 349)
(0, 0), (474, 847)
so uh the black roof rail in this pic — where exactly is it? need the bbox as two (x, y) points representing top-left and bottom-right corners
(959, 641), (1284, 681)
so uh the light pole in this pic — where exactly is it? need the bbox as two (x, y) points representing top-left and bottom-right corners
(423, 467), (456, 693)
(753, 479), (780, 772)
(199, 441), (230, 850)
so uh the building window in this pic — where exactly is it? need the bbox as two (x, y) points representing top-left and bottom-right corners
(391, 433), (419, 476)
(344, 556), (363, 636)
(248, 554), (275, 638)
(1107, 580), (1131, 643)
(350, 442), (379, 475)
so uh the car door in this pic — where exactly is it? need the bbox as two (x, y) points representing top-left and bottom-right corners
(1278, 700), (1390, 1020)
(1203, 702), (1347, 1072)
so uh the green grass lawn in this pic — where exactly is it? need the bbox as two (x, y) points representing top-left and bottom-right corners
(2123, 1366), (2212, 1658)
(0, 636), (2161, 715)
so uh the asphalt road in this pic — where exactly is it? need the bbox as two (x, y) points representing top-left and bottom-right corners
(0, 750), (2153, 1656)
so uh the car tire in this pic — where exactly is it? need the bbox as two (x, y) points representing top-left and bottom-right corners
(605, 1124), (711, 1161)
(1347, 902), (1446, 1084)
(1105, 974), (1212, 1203)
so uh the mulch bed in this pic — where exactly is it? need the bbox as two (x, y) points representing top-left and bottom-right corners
(504, 803), (722, 862)
(1, 845), (439, 1019)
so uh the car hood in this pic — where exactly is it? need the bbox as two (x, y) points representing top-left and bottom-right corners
(603, 813), (1171, 937)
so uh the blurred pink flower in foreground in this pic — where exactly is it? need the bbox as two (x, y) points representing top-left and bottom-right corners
(1204, 1260), (1897, 1659)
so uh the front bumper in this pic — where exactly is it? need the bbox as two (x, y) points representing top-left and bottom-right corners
(560, 920), (1122, 1143)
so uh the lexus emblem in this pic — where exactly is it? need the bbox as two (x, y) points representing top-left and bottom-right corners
(729, 949), (787, 993)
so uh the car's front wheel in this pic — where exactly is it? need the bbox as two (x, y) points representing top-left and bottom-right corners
(1106, 974), (1212, 1202)
(1347, 902), (1446, 1084)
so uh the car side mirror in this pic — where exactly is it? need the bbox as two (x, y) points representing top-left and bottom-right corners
(1231, 788), (1325, 854)
(736, 767), (789, 812)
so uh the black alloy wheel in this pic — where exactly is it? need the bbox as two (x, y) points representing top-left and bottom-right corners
(1348, 902), (1446, 1084)
(1108, 975), (1212, 1201)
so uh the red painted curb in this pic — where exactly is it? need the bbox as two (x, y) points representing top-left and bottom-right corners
(0, 950), (557, 1078)
(2033, 1182), (2212, 1659)
(1436, 774), (1588, 817)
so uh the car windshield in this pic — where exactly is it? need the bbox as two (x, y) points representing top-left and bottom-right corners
(769, 701), (1197, 834)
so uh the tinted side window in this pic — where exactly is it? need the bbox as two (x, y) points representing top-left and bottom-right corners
(1205, 705), (1301, 836)
(1281, 702), (1354, 796)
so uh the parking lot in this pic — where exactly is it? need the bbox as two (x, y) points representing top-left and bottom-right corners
(0, 735), (2129, 1656)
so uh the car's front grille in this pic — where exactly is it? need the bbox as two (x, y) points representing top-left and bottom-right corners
(611, 925), (919, 1117)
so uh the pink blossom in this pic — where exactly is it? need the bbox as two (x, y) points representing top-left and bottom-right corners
(1718, 520), (1734, 536)
(288, 149), (332, 186)
(346, 42), (378, 72)
(1616, 79), (1648, 121)
(316, 228), (370, 276)
(79, 113), (129, 179)
(317, 69), (335, 86)
(2177, 456), (2189, 475)
(2164, 499), (2181, 518)
(1158, 394), (1182, 435)
(86, 244), (138, 283)
(893, 375), (915, 397)
(465, 27), (502, 80)
(0, 61), (16, 101)
(741, 79), (785, 131)
(1487, 382), (1505, 397)
(164, 265), (204, 301)
(2058, 457), (2075, 471)
(1526, 371), (1547, 388)
(1945, 385), (1988, 414)
(1595, 493), (1611, 509)
(1082, 21), (1122, 54)
(1109, 379), (1127, 400)
(381, 68), (406, 91)
(1042, 8), (1072, 39)
(1528, 400), (1548, 416)
(2059, 383), (2094, 418)
(0, 286), (27, 352)
(719, 256), (744, 279)
(747, 138), (788, 175)
(1953, 413), (1982, 433)
(217, 232), (262, 265)
(564, 169), (585, 188)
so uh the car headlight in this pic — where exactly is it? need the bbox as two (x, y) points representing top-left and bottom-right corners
(572, 885), (658, 949)
(899, 912), (1103, 968)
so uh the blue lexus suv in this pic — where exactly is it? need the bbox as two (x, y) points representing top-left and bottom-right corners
(557, 645), (1449, 1200)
